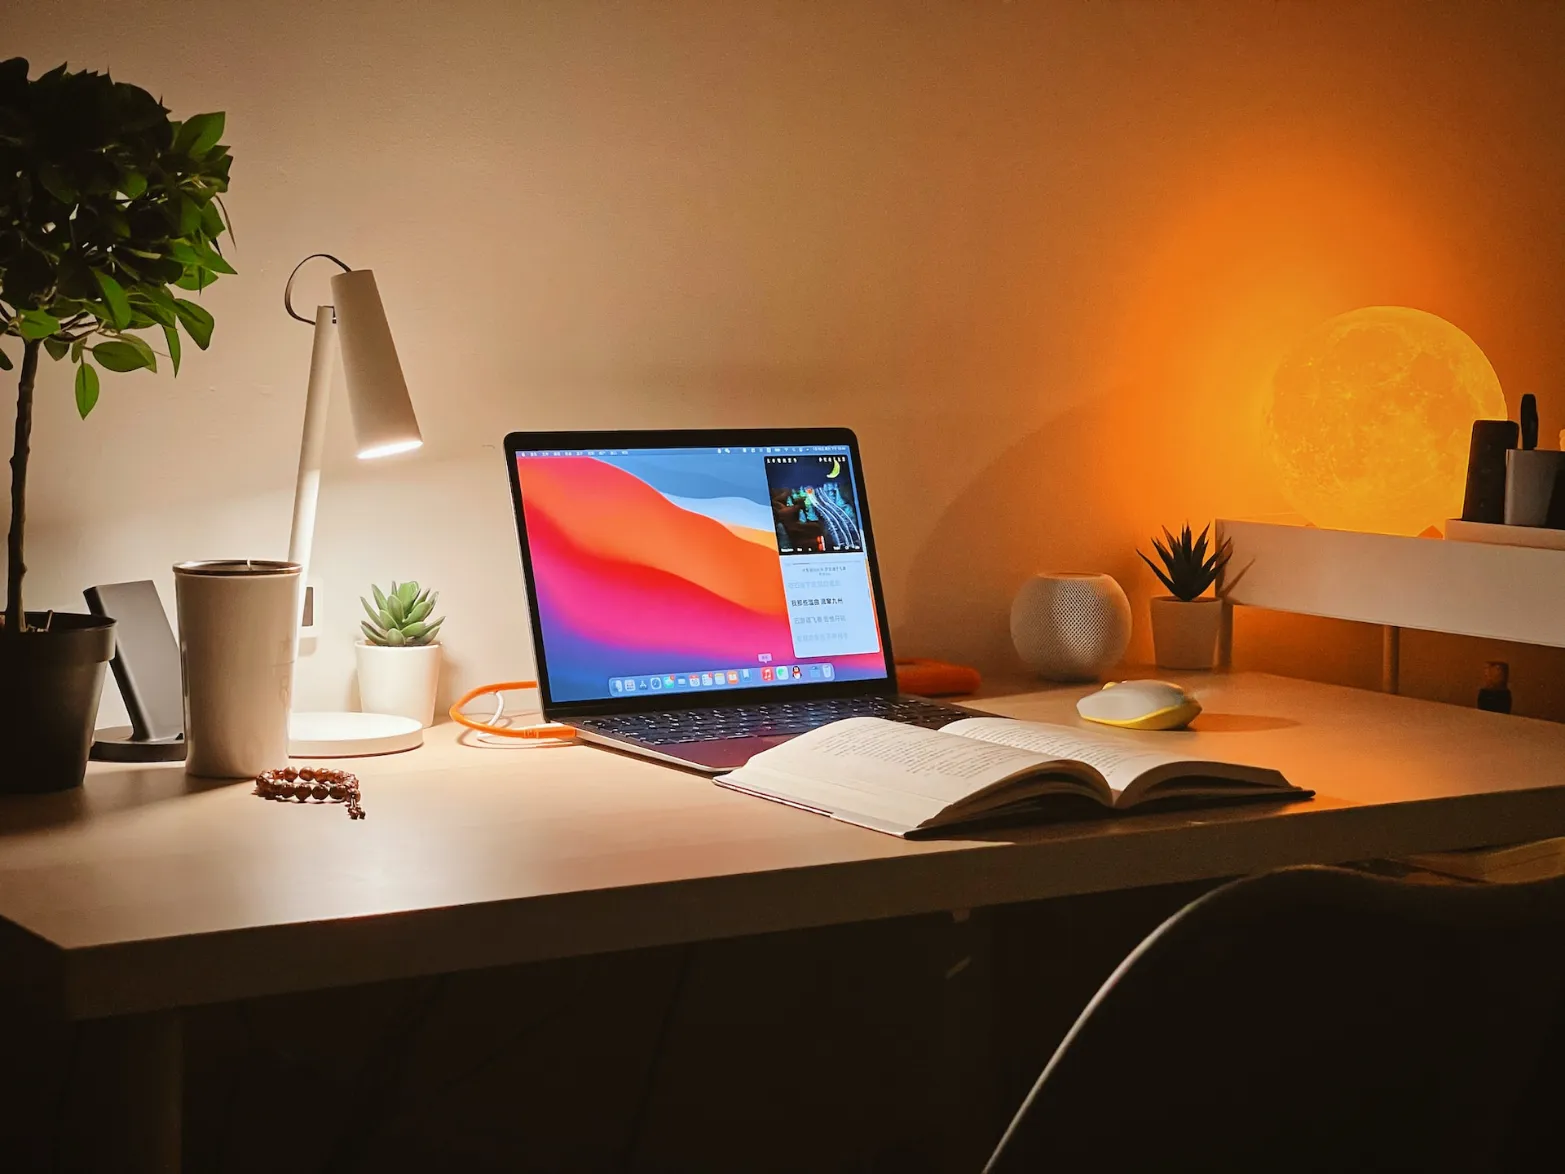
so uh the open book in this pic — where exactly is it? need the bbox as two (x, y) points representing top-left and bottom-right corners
(716, 716), (1310, 838)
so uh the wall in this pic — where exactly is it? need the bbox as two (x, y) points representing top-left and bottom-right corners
(7, 0), (1565, 721)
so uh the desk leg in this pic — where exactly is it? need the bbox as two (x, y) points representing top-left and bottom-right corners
(63, 1010), (182, 1173)
(940, 908), (996, 1173)
(1382, 624), (1401, 694)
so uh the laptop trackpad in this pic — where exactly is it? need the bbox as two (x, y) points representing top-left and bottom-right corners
(676, 735), (794, 770)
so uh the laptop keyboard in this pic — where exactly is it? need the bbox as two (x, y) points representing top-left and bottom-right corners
(582, 695), (971, 746)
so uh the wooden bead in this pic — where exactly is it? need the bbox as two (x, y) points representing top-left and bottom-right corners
(253, 766), (363, 819)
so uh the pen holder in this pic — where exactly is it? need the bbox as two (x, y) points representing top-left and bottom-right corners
(175, 560), (301, 778)
(1503, 450), (1565, 529)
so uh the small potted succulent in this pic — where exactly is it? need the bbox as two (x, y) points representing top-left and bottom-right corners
(1139, 523), (1232, 670)
(1, 59), (232, 791)
(358, 580), (444, 726)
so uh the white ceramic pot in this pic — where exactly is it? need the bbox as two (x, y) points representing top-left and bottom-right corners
(1150, 596), (1223, 670)
(1010, 572), (1132, 681)
(356, 641), (442, 727)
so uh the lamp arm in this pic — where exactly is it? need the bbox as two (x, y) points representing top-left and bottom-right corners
(287, 306), (339, 619)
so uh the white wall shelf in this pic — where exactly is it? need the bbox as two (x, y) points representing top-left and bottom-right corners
(1215, 518), (1565, 690)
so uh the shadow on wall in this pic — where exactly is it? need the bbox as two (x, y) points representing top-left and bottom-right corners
(897, 396), (1145, 675)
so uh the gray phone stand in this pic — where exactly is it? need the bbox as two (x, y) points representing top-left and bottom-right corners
(84, 580), (187, 762)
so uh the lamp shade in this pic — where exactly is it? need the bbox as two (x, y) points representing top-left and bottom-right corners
(329, 268), (423, 459)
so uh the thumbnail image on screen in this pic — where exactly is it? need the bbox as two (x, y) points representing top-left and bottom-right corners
(766, 453), (863, 555)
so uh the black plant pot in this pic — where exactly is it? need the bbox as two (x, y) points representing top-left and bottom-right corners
(0, 612), (117, 793)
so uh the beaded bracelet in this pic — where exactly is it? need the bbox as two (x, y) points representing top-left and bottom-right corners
(254, 766), (365, 820)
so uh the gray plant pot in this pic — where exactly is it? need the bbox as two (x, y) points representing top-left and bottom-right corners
(0, 612), (116, 793)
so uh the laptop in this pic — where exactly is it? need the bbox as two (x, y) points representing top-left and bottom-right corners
(504, 428), (979, 772)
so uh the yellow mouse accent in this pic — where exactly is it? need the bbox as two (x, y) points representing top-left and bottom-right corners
(1080, 699), (1203, 732)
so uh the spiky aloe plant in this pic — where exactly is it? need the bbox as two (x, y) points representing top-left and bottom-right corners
(360, 580), (443, 646)
(1139, 523), (1232, 602)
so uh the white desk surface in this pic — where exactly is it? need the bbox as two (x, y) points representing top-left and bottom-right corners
(4, 671), (1565, 1019)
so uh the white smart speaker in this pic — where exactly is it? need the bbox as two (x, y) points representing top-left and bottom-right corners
(1010, 572), (1132, 681)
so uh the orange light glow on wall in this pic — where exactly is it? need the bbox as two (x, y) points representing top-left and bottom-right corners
(1260, 307), (1505, 536)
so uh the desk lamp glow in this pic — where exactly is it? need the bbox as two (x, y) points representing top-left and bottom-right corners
(283, 254), (425, 756)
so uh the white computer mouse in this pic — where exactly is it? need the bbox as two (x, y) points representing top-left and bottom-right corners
(1076, 680), (1201, 731)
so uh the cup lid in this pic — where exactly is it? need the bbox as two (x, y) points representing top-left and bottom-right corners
(173, 559), (302, 576)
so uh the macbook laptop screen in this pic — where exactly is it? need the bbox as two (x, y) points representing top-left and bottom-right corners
(512, 442), (892, 704)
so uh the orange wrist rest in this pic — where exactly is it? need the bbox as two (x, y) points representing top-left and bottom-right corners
(894, 658), (982, 697)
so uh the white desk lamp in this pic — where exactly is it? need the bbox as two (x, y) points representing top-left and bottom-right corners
(283, 254), (426, 756)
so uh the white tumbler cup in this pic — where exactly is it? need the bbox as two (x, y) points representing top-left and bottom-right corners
(174, 560), (301, 778)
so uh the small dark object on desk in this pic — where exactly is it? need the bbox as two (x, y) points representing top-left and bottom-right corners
(254, 766), (365, 819)
(1461, 420), (1519, 523)
(1521, 394), (1539, 450)
(1477, 661), (1512, 715)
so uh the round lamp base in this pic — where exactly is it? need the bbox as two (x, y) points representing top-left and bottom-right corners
(289, 711), (423, 758)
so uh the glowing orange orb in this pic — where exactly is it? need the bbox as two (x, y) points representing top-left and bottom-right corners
(1261, 306), (1506, 535)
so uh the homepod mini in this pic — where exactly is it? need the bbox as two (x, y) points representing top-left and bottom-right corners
(1010, 572), (1132, 682)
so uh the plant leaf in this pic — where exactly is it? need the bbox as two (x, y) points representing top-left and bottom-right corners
(1151, 534), (1174, 568)
(133, 285), (178, 327)
(421, 618), (444, 643)
(43, 337), (69, 361)
(173, 298), (215, 349)
(94, 271), (133, 329)
(162, 322), (181, 375)
(74, 362), (100, 418)
(192, 241), (236, 275)
(174, 266), (211, 292)
(38, 162), (77, 204)
(215, 196), (236, 246)
(17, 309), (60, 340)
(0, 348), (11, 371)
(361, 596), (382, 625)
(386, 592), (406, 624)
(92, 339), (156, 373)
(119, 169), (147, 199)
(180, 111), (226, 157)
(1138, 550), (1178, 597)
(177, 194), (202, 237)
(398, 581), (418, 606)
(361, 621), (388, 646)
(406, 598), (433, 624)
(384, 627), (406, 647)
(199, 199), (225, 239)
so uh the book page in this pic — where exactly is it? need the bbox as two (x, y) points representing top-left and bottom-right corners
(943, 717), (1183, 796)
(941, 716), (1293, 806)
(719, 717), (1099, 834)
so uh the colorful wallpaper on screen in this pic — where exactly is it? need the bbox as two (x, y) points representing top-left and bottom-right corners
(515, 452), (888, 702)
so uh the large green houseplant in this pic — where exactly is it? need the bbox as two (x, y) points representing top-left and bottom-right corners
(0, 58), (233, 790)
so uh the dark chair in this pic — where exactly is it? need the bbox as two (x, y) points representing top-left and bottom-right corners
(984, 865), (1565, 1173)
